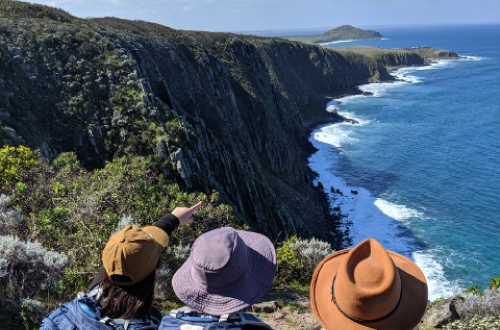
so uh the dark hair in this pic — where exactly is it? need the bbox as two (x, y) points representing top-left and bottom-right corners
(99, 267), (157, 320)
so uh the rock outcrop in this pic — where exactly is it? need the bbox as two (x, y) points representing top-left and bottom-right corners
(422, 296), (465, 328)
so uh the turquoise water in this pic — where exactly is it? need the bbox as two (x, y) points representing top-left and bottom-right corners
(307, 24), (500, 300)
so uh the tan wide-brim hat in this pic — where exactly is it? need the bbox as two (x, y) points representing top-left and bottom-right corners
(310, 238), (427, 330)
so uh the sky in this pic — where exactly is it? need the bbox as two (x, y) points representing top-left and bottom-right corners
(29, 0), (500, 32)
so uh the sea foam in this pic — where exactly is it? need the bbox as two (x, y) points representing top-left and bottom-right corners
(309, 123), (456, 300)
(308, 64), (460, 300)
(320, 39), (355, 46)
(460, 55), (482, 61)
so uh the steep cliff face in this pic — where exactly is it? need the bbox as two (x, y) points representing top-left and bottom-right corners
(0, 4), (442, 243)
(86, 18), (395, 242)
(374, 51), (427, 67)
(334, 47), (459, 71)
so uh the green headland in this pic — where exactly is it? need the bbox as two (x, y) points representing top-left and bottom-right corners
(283, 24), (383, 44)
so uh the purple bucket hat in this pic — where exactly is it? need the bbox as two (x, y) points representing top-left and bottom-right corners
(172, 227), (277, 316)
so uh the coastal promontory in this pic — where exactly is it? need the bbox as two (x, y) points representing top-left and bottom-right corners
(284, 24), (383, 44)
(0, 1), (459, 243)
(0, 1), (465, 327)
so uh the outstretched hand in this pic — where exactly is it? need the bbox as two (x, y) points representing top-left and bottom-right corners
(172, 201), (202, 225)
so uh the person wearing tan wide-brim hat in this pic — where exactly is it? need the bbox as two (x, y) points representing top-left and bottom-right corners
(310, 238), (428, 330)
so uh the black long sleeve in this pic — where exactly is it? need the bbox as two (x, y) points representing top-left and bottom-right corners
(152, 213), (180, 236)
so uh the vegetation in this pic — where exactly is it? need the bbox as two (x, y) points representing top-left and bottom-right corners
(0, 145), (336, 328)
(0, 0), (357, 245)
(0, 235), (68, 325)
(458, 288), (500, 320)
(442, 316), (500, 330)
(274, 236), (333, 285)
(0, 0), (75, 22)
(422, 279), (500, 329)
(0, 1), (468, 328)
(0, 146), (241, 328)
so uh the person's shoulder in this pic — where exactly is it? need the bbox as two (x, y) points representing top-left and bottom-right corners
(40, 297), (81, 330)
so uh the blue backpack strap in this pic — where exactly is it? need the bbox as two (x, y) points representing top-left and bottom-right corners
(40, 296), (118, 330)
(41, 291), (159, 330)
(158, 308), (271, 330)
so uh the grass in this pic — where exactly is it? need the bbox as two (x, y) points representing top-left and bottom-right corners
(286, 318), (298, 327)
(287, 302), (304, 313)
(280, 35), (319, 45)
(289, 280), (310, 297)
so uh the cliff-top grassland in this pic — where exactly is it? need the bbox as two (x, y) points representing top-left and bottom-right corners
(0, 1), (490, 329)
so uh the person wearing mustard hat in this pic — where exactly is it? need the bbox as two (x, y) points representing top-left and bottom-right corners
(40, 201), (202, 330)
(310, 238), (428, 330)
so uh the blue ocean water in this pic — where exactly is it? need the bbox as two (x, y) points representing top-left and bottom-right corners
(307, 24), (500, 300)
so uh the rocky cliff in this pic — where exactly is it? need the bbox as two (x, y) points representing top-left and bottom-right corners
(333, 46), (459, 71)
(0, 1), (453, 244)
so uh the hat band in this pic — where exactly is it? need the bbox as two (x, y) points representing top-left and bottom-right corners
(331, 273), (403, 324)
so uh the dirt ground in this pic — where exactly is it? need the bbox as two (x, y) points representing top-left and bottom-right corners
(249, 287), (322, 330)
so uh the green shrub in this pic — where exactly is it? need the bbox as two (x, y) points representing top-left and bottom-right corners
(465, 285), (484, 296)
(21, 299), (46, 327)
(0, 235), (68, 325)
(52, 152), (81, 175)
(275, 236), (302, 285)
(0, 146), (240, 309)
(0, 194), (24, 236)
(0, 146), (39, 190)
(489, 278), (500, 289)
(274, 236), (333, 285)
(458, 288), (500, 320)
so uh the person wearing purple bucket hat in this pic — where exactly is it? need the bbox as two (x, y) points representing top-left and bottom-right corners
(158, 227), (276, 329)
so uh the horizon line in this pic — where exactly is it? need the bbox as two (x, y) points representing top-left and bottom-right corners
(234, 22), (500, 34)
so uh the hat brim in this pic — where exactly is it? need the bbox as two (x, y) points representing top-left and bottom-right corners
(311, 249), (427, 330)
(172, 230), (276, 316)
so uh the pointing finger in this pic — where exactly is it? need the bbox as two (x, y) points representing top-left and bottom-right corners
(189, 201), (203, 212)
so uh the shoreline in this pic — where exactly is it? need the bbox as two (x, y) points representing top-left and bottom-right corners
(304, 57), (465, 299)
(319, 37), (384, 46)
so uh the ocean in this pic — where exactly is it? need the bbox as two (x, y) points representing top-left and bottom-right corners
(303, 24), (500, 301)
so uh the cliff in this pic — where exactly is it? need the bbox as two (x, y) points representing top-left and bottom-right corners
(332, 46), (460, 70)
(0, 1), (453, 244)
(0, 2), (471, 328)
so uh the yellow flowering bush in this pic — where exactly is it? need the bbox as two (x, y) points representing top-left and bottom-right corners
(0, 146), (39, 189)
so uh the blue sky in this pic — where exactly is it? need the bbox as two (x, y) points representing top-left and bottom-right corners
(31, 0), (500, 32)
